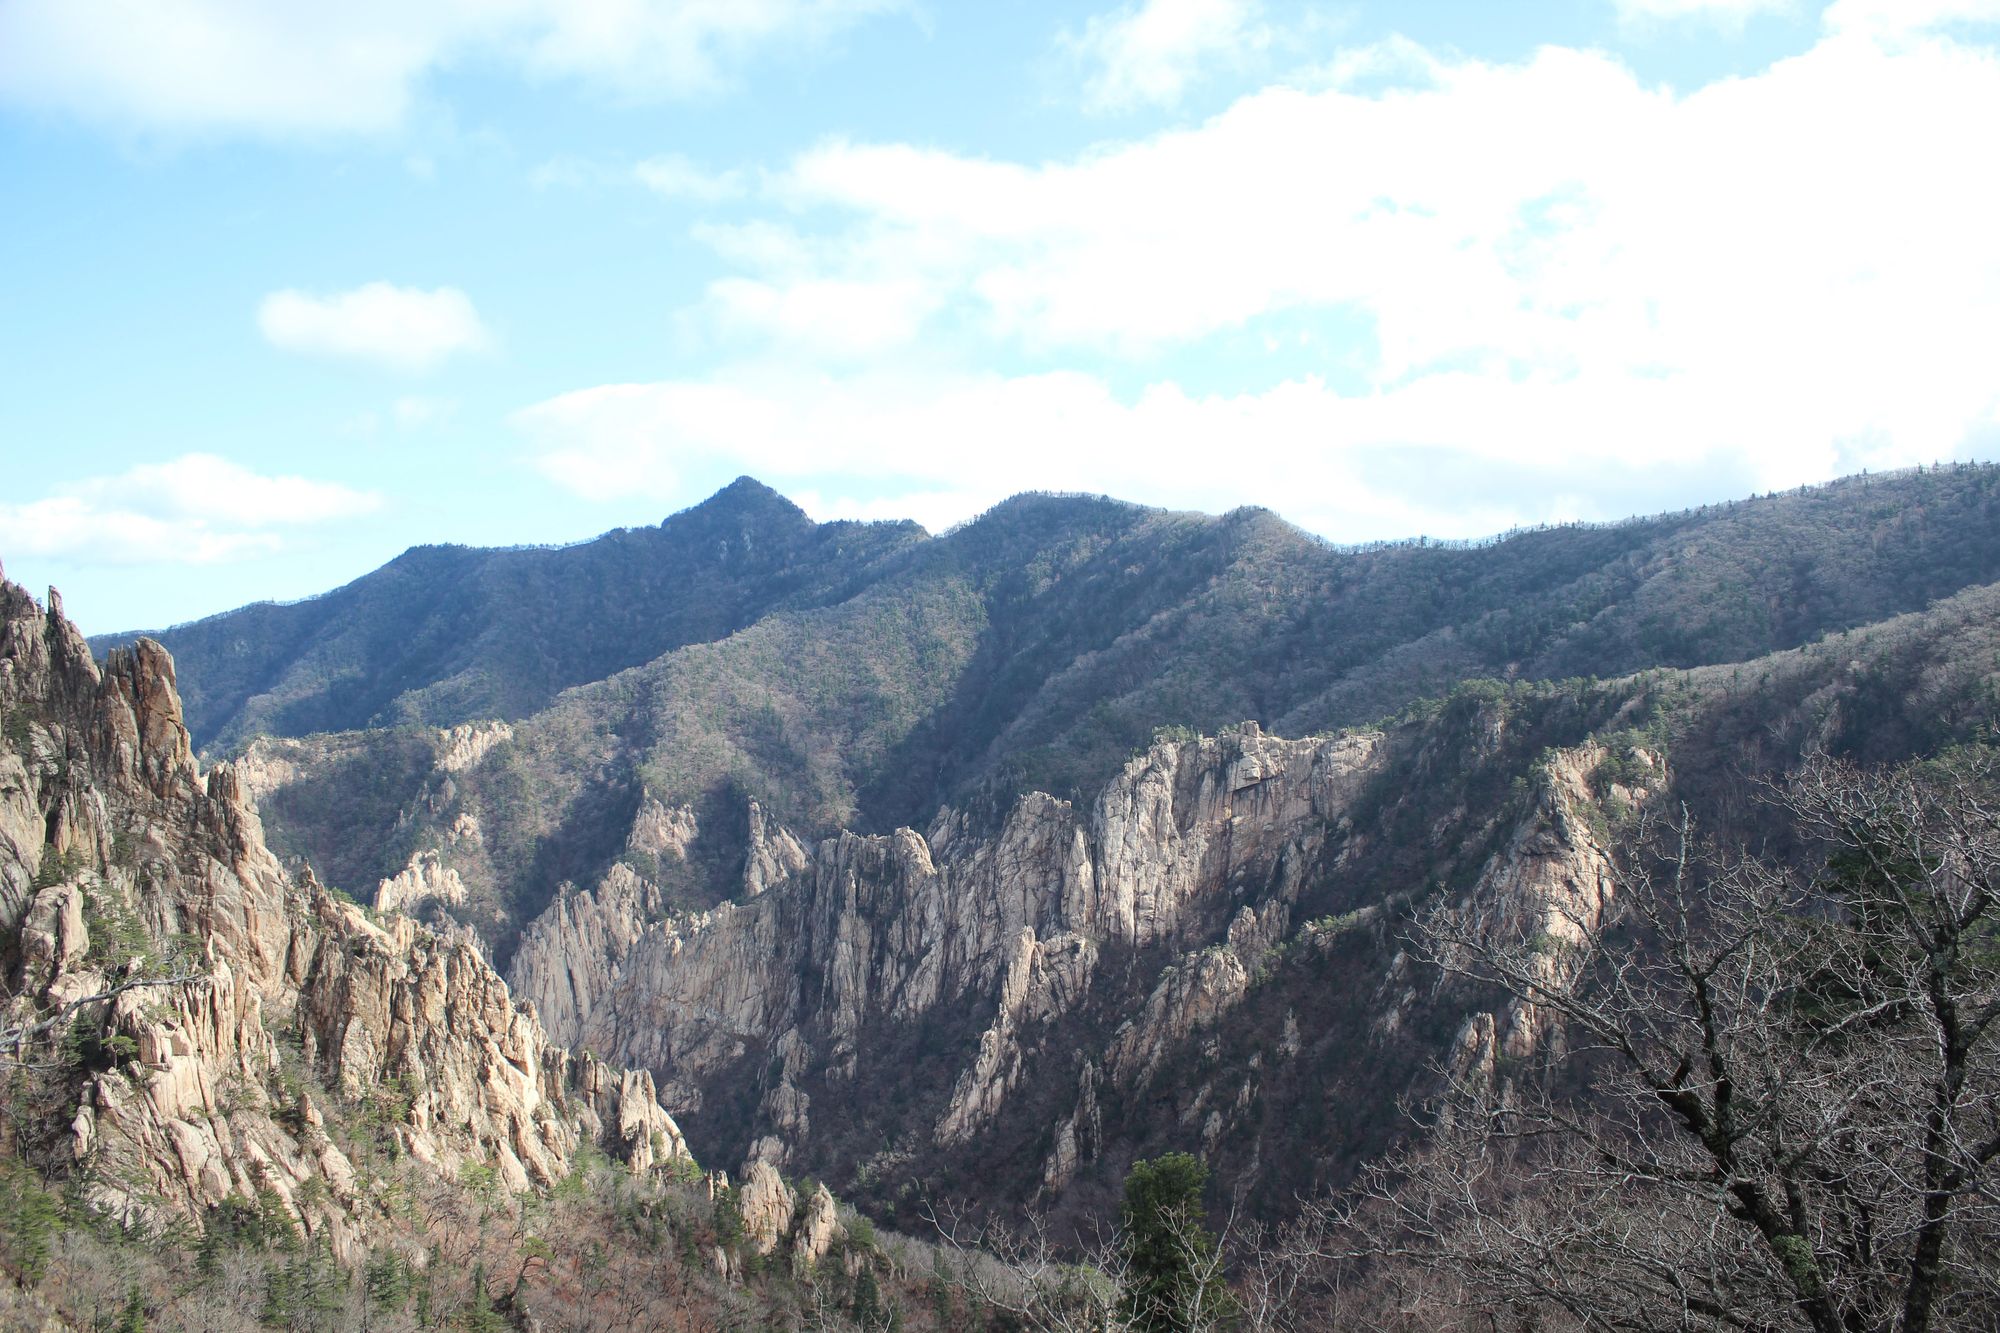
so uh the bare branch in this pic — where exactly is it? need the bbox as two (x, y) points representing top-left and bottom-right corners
(0, 972), (209, 1063)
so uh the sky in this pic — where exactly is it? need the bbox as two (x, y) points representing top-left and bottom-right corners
(4, 0), (2000, 634)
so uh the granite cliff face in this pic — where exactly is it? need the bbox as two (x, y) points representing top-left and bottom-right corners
(479, 694), (1671, 1222)
(1392, 739), (1657, 1094)
(201, 611), (1706, 1228)
(0, 577), (688, 1257)
(1451, 741), (1654, 1069)
(489, 727), (1378, 1186)
(173, 470), (2000, 1236)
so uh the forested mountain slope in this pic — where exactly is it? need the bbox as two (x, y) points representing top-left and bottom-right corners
(31, 465), (2000, 1328)
(520, 571), (2000, 1234)
(91, 478), (926, 750)
(115, 466), (2000, 799)
(227, 465), (2000, 958)
(192, 466), (2000, 1241)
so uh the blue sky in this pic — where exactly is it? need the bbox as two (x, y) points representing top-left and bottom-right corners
(4, 0), (1999, 634)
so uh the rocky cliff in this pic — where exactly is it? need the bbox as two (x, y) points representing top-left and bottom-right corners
(0, 576), (689, 1258)
(481, 679), (1698, 1227)
(472, 722), (1422, 1207)
(189, 474), (2000, 1238)
(214, 631), (1950, 1237)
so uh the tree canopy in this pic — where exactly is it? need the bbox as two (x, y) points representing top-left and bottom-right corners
(1334, 749), (2000, 1332)
(1120, 1153), (1235, 1332)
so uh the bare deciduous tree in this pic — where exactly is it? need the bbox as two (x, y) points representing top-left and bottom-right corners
(1322, 751), (2000, 1333)
(926, 1200), (1125, 1333)
(0, 974), (208, 1067)
(925, 1183), (1285, 1332)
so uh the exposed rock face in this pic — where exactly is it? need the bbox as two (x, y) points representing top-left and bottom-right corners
(730, 1159), (841, 1272)
(435, 721), (513, 773)
(0, 579), (690, 1257)
(738, 1159), (797, 1255)
(1439, 741), (1656, 1077)
(374, 847), (471, 917)
(794, 1181), (842, 1273)
(1041, 1060), (1101, 1193)
(478, 693), (1660, 1221)
(743, 799), (808, 898)
(628, 791), (699, 863)
(534, 725), (1383, 1181)
(1104, 911), (1269, 1086)
(509, 863), (662, 1048)
(205, 572), (1678, 1226)
(225, 739), (301, 812)
(504, 787), (712, 1047)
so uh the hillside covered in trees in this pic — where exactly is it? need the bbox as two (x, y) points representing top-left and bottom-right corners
(92, 478), (926, 752)
(198, 465), (2000, 949)
(28, 465), (1999, 1331)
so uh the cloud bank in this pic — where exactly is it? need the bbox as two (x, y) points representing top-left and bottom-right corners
(0, 0), (906, 137)
(259, 283), (492, 374)
(520, 18), (2000, 539)
(1062, 0), (1273, 111)
(0, 454), (381, 567)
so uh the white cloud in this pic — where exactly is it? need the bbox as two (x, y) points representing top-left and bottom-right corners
(522, 24), (2000, 534)
(0, 454), (381, 566)
(702, 277), (938, 356)
(1612, 0), (1795, 29)
(759, 48), (1670, 356)
(259, 283), (491, 374)
(658, 28), (2000, 481)
(0, 0), (904, 138)
(511, 359), (1938, 545)
(634, 153), (747, 201)
(1824, 0), (2000, 34)
(1061, 0), (1271, 111)
(0, 497), (281, 566)
(529, 152), (746, 198)
(789, 487), (1006, 534)
(84, 454), (381, 526)
(393, 395), (456, 429)
(521, 0), (904, 98)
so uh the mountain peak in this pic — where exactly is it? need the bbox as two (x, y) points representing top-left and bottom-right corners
(678, 476), (811, 529)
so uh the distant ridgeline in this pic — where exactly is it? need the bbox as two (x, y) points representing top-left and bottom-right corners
(80, 463), (2000, 1235)
(99, 465), (2000, 821)
(90, 477), (928, 752)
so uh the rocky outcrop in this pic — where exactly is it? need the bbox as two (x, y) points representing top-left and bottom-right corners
(435, 721), (513, 773)
(1041, 1060), (1102, 1193)
(743, 799), (808, 898)
(291, 895), (687, 1191)
(509, 863), (662, 1048)
(794, 1181), (841, 1273)
(738, 1159), (797, 1255)
(504, 787), (719, 1047)
(209, 592), (1659, 1226)
(731, 1160), (842, 1273)
(557, 724), (1383, 1174)
(1425, 741), (1659, 1083)
(367, 657), (1662, 1228)
(1104, 902), (1288, 1086)
(628, 791), (699, 862)
(0, 579), (691, 1256)
(228, 739), (302, 812)
(374, 847), (471, 917)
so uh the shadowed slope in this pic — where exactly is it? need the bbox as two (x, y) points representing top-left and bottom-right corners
(93, 478), (926, 750)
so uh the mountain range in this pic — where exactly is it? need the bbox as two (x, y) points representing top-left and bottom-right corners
(8, 464), (1998, 1325)
(84, 466), (2000, 1222)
